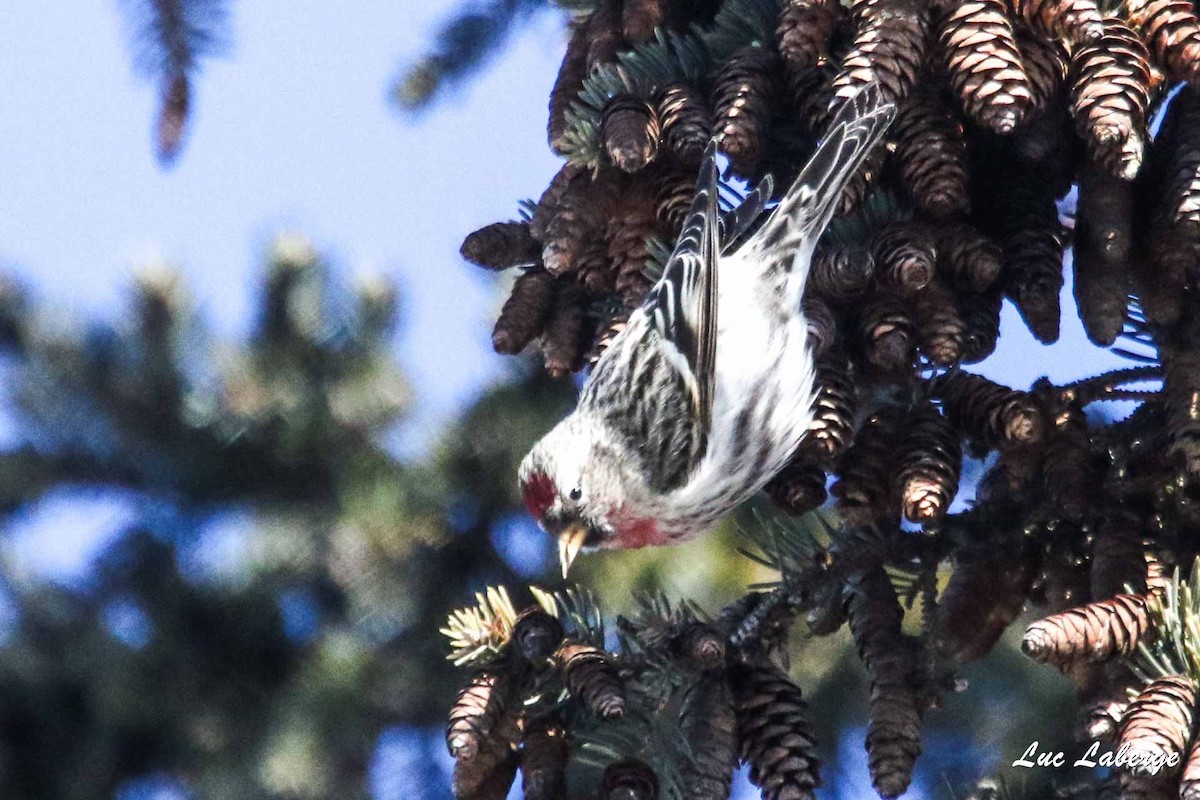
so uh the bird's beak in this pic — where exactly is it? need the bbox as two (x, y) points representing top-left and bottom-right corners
(557, 523), (588, 579)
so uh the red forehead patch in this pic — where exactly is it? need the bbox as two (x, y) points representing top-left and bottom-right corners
(522, 472), (556, 520)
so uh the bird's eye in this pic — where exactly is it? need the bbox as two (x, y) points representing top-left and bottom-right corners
(569, 487), (583, 501)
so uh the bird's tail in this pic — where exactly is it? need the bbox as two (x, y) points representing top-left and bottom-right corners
(740, 83), (896, 289)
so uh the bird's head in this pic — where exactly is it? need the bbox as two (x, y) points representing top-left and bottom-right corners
(519, 417), (651, 576)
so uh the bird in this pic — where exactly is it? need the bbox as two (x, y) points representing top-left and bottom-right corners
(519, 84), (896, 577)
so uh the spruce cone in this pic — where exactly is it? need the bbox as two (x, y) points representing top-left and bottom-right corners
(836, 142), (889, 217)
(448, 670), (508, 761)
(607, 190), (661, 306)
(764, 459), (828, 515)
(577, 243), (616, 294)
(650, 162), (697, 233)
(657, 82), (712, 165)
(1119, 675), (1195, 776)
(600, 760), (660, 800)
(847, 567), (922, 798)
(521, 718), (569, 800)
(778, 0), (840, 73)
(1011, 0), (1103, 44)
(809, 242), (875, 301)
(858, 289), (917, 378)
(1068, 20), (1153, 181)
(958, 289), (1003, 364)
(1182, 735), (1200, 799)
(530, 163), (584, 242)
(493, 269), (557, 355)
(1152, 86), (1200, 236)
(714, 46), (780, 177)
(911, 277), (966, 366)
(549, 22), (591, 154)
(1090, 511), (1148, 600)
(514, 608), (565, 663)
(555, 640), (626, 718)
(1040, 398), (1094, 519)
(873, 223), (937, 296)
(1163, 312), (1200, 476)
(897, 403), (962, 523)
(939, 0), (1032, 133)
(623, 0), (677, 42)
(832, 406), (904, 524)
(1073, 163), (1133, 346)
(541, 169), (616, 276)
(934, 370), (1045, 450)
(587, 0), (623, 70)
(675, 621), (727, 670)
(679, 673), (738, 800)
(796, 351), (858, 464)
(1125, 0), (1200, 88)
(730, 662), (821, 800)
(542, 283), (588, 377)
(1016, 30), (1069, 112)
(802, 294), (838, 358)
(892, 84), (970, 218)
(829, 0), (929, 108)
(934, 550), (1035, 661)
(1082, 662), (1140, 742)
(461, 221), (541, 270)
(603, 96), (661, 173)
(1021, 592), (1157, 669)
(454, 745), (520, 800)
(934, 222), (1003, 293)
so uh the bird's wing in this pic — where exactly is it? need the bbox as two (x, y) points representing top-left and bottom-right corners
(639, 140), (721, 463)
(719, 173), (774, 254)
(739, 83), (896, 271)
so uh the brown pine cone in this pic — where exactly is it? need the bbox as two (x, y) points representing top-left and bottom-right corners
(802, 294), (838, 357)
(607, 189), (661, 306)
(1136, 235), (1193, 327)
(939, 0), (1032, 133)
(1119, 675), (1195, 776)
(521, 717), (569, 800)
(1021, 592), (1157, 669)
(679, 672), (738, 800)
(1090, 511), (1148, 600)
(778, 0), (841, 73)
(1163, 311), (1200, 476)
(447, 670), (508, 761)
(873, 223), (937, 296)
(764, 459), (828, 515)
(847, 567), (922, 799)
(809, 241), (876, 301)
(656, 82), (712, 165)
(897, 403), (963, 523)
(832, 406), (904, 524)
(461, 221), (541, 270)
(623, 0), (678, 42)
(674, 621), (727, 670)
(796, 351), (859, 464)
(891, 83), (970, 219)
(1074, 163), (1133, 346)
(830, 0), (929, 108)
(1016, 30), (1069, 113)
(541, 169), (618, 276)
(934, 222), (1002, 293)
(603, 96), (661, 173)
(530, 163), (584, 242)
(454, 744), (520, 800)
(542, 282), (588, 377)
(1068, 19), (1153, 180)
(1125, 0), (1200, 88)
(1151, 86), (1200, 235)
(1181, 734), (1200, 799)
(958, 289), (1003, 364)
(576, 243), (616, 294)
(934, 370), (1045, 450)
(910, 277), (966, 366)
(1011, 0), (1103, 44)
(549, 22), (592, 155)
(1040, 396), (1094, 519)
(836, 142), (889, 217)
(599, 760), (660, 800)
(934, 549), (1035, 661)
(714, 46), (780, 177)
(493, 269), (557, 355)
(587, 0), (624, 70)
(730, 662), (821, 800)
(857, 288), (917, 379)
(555, 639), (626, 718)
(1081, 661), (1140, 742)
(513, 608), (565, 664)
(650, 162), (697, 234)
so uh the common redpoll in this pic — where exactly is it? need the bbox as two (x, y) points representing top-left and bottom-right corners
(520, 85), (895, 576)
